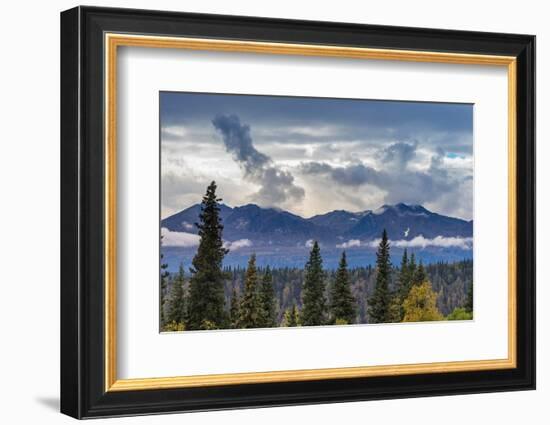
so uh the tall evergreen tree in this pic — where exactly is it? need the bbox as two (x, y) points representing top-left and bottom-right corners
(187, 181), (228, 330)
(395, 249), (412, 320)
(301, 241), (327, 326)
(368, 229), (392, 323)
(465, 283), (473, 313)
(398, 250), (410, 294)
(166, 263), (186, 326)
(258, 266), (277, 327)
(159, 236), (170, 330)
(329, 251), (356, 324)
(412, 261), (427, 286)
(229, 284), (240, 329)
(408, 252), (417, 279)
(238, 254), (261, 328)
(284, 304), (299, 327)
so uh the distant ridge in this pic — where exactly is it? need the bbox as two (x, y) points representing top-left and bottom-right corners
(162, 202), (472, 244)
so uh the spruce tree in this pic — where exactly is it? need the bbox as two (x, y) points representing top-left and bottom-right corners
(408, 252), (417, 279)
(368, 229), (392, 323)
(238, 254), (261, 328)
(329, 251), (356, 324)
(159, 238), (169, 330)
(284, 304), (299, 327)
(398, 250), (410, 295)
(395, 249), (412, 320)
(412, 261), (427, 286)
(229, 285), (240, 329)
(166, 263), (186, 326)
(301, 241), (326, 326)
(258, 266), (277, 328)
(187, 181), (228, 330)
(465, 283), (473, 313)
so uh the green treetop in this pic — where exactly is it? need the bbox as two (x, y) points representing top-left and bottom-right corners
(412, 261), (427, 286)
(368, 229), (393, 323)
(284, 304), (299, 327)
(165, 263), (186, 327)
(329, 251), (356, 324)
(159, 236), (170, 329)
(229, 284), (240, 329)
(465, 282), (473, 314)
(408, 252), (417, 278)
(187, 181), (228, 330)
(301, 241), (327, 326)
(396, 249), (413, 320)
(446, 307), (473, 321)
(398, 249), (411, 297)
(258, 266), (277, 328)
(238, 254), (261, 328)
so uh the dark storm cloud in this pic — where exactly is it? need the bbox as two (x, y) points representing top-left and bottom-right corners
(161, 92), (473, 151)
(300, 142), (459, 207)
(302, 161), (383, 188)
(211, 114), (270, 173)
(212, 114), (305, 206)
(302, 140), (420, 187)
(382, 141), (418, 169)
(300, 162), (380, 187)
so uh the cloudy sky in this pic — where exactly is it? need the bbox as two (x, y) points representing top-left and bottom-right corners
(160, 92), (473, 220)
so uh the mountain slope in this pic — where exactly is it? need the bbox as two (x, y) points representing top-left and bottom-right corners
(161, 202), (473, 269)
(309, 210), (371, 234)
(161, 203), (234, 233)
(222, 204), (325, 242)
(345, 203), (472, 240)
(162, 202), (472, 244)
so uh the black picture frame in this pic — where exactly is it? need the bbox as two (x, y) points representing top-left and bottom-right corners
(61, 5), (535, 419)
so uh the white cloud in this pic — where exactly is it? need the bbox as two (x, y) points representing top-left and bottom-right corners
(287, 125), (339, 138)
(336, 239), (362, 249)
(161, 125), (188, 139)
(337, 235), (472, 250)
(443, 155), (473, 170)
(392, 235), (473, 250)
(305, 239), (315, 248)
(161, 229), (254, 251)
(161, 227), (200, 247)
(255, 124), (341, 140)
(224, 239), (253, 250)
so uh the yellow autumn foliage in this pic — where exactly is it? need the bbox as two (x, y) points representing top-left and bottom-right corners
(163, 321), (185, 332)
(200, 319), (218, 330)
(402, 281), (444, 322)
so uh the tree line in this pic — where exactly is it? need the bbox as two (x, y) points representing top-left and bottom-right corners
(160, 181), (473, 331)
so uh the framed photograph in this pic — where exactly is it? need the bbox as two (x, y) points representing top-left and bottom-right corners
(60, 6), (535, 419)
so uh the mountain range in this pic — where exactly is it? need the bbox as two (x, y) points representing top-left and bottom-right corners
(161, 203), (473, 270)
(162, 202), (472, 242)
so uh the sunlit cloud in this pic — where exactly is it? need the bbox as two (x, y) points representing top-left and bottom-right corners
(224, 239), (253, 250)
(336, 239), (361, 249)
(161, 227), (200, 247)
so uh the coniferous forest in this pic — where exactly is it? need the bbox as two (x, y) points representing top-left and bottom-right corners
(160, 182), (473, 332)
